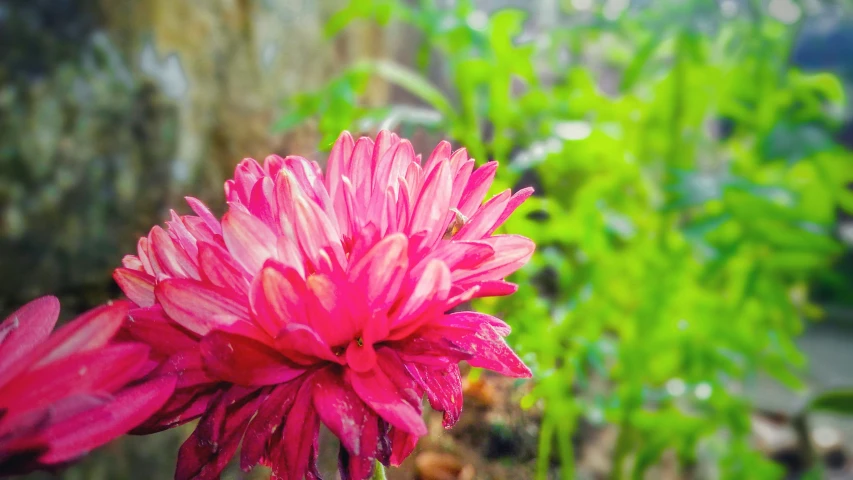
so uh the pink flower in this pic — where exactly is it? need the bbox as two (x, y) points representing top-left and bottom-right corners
(0, 296), (175, 474)
(115, 131), (534, 479)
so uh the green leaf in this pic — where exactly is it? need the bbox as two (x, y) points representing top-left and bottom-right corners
(350, 59), (457, 121)
(620, 30), (666, 91)
(272, 110), (309, 133)
(810, 389), (853, 415)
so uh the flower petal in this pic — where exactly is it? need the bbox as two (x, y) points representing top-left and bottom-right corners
(326, 131), (355, 201)
(241, 382), (299, 471)
(452, 234), (535, 284)
(221, 208), (277, 275)
(312, 367), (377, 457)
(430, 315), (531, 378)
(407, 363), (463, 428)
(156, 279), (247, 335)
(348, 352), (426, 436)
(175, 387), (263, 480)
(409, 160), (452, 246)
(388, 426), (418, 466)
(388, 260), (450, 341)
(250, 261), (309, 335)
(490, 186), (534, 235)
(197, 241), (250, 295)
(113, 268), (156, 307)
(125, 306), (199, 357)
(0, 344), (150, 415)
(457, 161), (498, 218)
(349, 233), (409, 312)
(281, 378), (321, 480)
(0, 297), (60, 385)
(37, 376), (176, 465)
(29, 301), (131, 367)
(201, 331), (304, 387)
(275, 323), (340, 366)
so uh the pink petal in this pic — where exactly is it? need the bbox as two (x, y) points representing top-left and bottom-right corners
(457, 161), (498, 218)
(424, 240), (495, 272)
(393, 336), (471, 367)
(281, 379), (320, 480)
(447, 311), (512, 336)
(305, 272), (356, 346)
(375, 349), (422, 407)
(422, 140), (451, 179)
(430, 317), (531, 378)
(370, 130), (397, 174)
(132, 387), (217, 434)
(388, 260), (450, 340)
(453, 234), (534, 284)
(121, 254), (144, 271)
(30, 301), (131, 367)
(149, 225), (198, 280)
(155, 279), (247, 336)
(113, 268), (156, 307)
(125, 306), (199, 357)
(185, 196), (222, 234)
(175, 387), (263, 480)
(292, 186), (346, 269)
(349, 137), (375, 208)
(196, 241), (249, 295)
(349, 233), (409, 312)
(136, 237), (155, 276)
(248, 176), (277, 233)
(388, 426), (418, 466)
(455, 189), (510, 240)
(230, 159), (265, 204)
(241, 382), (297, 471)
(339, 444), (378, 480)
(489, 186), (534, 235)
(325, 131), (355, 200)
(346, 339), (378, 373)
(369, 137), (404, 206)
(264, 154), (286, 177)
(409, 160), (452, 246)
(275, 322), (340, 366)
(0, 297), (60, 384)
(1, 344), (150, 416)
(379, 140), (415, 200)
(250, 261), (309, 335)
(151, 350), (217, 389)
(348, 353), (426, 436)
(275, 235), (306, 278)
(312, 367), (377, 457)
(167, 210), (201, 261)
(407, 363), (463, 428)
(465, 280), (518, 298)
(38, 376), (176, 465)
(221, 208), (276, 275)
(448, 157), (475, 209)
(201, 331), (304, 386)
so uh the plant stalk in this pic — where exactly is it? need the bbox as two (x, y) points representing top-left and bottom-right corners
(372, 460), (387, 480)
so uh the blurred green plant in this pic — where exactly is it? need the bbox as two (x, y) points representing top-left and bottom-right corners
(276, 1), (853, 478)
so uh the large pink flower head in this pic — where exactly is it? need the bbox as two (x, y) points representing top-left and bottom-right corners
(115, 130), (534, 479)
(0, 297), (175, 474)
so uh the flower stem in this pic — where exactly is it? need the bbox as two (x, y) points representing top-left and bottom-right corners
(372, 460), (387, 480)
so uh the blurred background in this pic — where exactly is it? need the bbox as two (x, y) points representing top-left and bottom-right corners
(3, 0), (853, 478)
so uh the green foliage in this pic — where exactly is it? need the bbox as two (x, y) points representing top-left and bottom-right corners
(809, 388), (853, 415)
(279, 1), (853, 478)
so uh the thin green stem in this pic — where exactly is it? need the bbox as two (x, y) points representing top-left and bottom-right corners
(372, 460), (387, 480)
(535, 410), (555, 480)
(610, 421), (632, 480)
